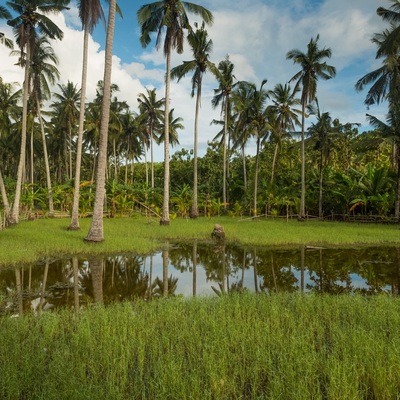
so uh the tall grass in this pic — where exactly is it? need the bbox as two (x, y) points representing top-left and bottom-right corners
(0, 293), (400, 399)
(1, 215), (399, 267)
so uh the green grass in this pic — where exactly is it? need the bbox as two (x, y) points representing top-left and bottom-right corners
(1, 293), (400, 399)
(0, 215), (399, 267)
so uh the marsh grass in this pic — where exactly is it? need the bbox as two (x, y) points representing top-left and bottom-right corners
(1, 293), (400, 399)
(1, 215), (399, 267)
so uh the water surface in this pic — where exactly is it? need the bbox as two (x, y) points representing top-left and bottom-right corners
(1, 242), (399, 315)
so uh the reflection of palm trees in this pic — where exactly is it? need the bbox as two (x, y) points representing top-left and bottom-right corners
(90, 258), (103, 304)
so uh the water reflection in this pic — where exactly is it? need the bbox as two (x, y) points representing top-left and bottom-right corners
(0, 243), (399, 315)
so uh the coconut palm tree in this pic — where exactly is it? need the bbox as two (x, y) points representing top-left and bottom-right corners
(85, 0), (117, 242)
(137, 0), (213, 225)
(6, 0), (69, 224)
(170, 21), (218, 218)
(51, 81), (80, 181)
(68, 0), (105, 231)
(137, 88), (164, 189)
(267, 83), (301, 184)
(286, 34), (336, 220)
(25, 36), (60, 216)
(212, 56), (236, 210)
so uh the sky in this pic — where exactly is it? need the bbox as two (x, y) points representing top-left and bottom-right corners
(0, 0), (390, 162)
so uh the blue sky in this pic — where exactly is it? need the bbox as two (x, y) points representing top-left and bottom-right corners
(0, 0), (390, 161)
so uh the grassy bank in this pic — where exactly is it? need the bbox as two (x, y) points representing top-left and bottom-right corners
(0, 293), (399, 399)
(0, 215), (399, 267)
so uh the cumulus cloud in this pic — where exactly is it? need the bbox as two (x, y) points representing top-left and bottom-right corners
(0, 0), (391, 161)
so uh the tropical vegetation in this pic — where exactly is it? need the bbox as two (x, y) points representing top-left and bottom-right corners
(1, 0), (400, 235)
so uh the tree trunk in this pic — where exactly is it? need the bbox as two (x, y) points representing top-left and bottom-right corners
(299, 103), (306, 220)
(191, 77), (201, 219)
(36, 97), (54, 217)
(160, 45), (171, 225)
(319, 151), (323, 219)
(222, 97), (228, 211)
(0, 169), (10, 225)
(9, 33), (31, 225)
(69, 27), (89, 230)
(162, 248), (169, 297)
(150, 124), (154, 189)
(85, 0), (116, 242)
(253, 136), (260, 218)
(270, 142), (279, 184)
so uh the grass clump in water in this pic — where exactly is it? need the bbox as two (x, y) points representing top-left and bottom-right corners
(1, 293), (400, 399)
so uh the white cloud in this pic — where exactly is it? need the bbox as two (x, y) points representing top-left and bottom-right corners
(0, 0), (392, 162)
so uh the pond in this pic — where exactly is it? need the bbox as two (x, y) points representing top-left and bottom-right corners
(1, 242), (399, 315)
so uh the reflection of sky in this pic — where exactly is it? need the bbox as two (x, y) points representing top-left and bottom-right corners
(144, 251), (395, 297)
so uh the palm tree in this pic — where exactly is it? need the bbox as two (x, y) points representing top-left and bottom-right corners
(137, 88), (164, 189)
(137, 0), (213, 225)
(158, 108), (183, 147)
(6, 0), (69, 224)
(69, 0), (105, 231)
(51, 82), (80, 181)
(267, 83), (301, 184)
(85, 0), (117, 242)
(0, 78), (20, 223)
(171, 21), (218, 218)
(286, 34), (336, 219)
(307, 100), (343, 218)
(26, 36), (60, 216)
(366, 110), (400, 219)
(212, 56), (236, 210)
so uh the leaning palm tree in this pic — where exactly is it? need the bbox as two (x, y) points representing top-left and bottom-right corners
(68, 0), (105, 231)
(85, 0), (117, 242)
(137, 0), (213, 225)
(6, 0), (69, 224)
(137, 88), (165, 189)
(212, 56), (237, 210)
(286, 34), (336, 220)
(171, 21), (218, 218)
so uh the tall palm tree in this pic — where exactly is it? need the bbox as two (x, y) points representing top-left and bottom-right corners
(267, 83), (301, 184)
(171, 21), (218, 218)
(286, 34), (336, 220)
(6, 0), (69, 224)
(85, 0), (117, 242)
(212, 56), (236, 210)
(51, 81), (80, 181)
(137, 88), (164, 189)
(69, 0), (105, 231)
(26, 36), (60, 216)
(307, 100), (342, 218)
(137, 0), (213, 225)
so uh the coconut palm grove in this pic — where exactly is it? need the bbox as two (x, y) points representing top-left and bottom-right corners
(0, 0), (400, 238)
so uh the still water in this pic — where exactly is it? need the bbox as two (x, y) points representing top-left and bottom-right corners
(1, 242), (399, 315)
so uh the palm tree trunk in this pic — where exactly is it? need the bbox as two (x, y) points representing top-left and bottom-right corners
(162, 249), (169, 297)
(160, 44), (171, 225)
(319, 151), (323, 219)
(36, 97), (54, 217)
(0, 169), (10, 224)
(85, 0), (116, 242)
(150, 125), (154, 189)
(191, 79), (201, 219)
(90, 258), (104, 304)
(395, 148), (400, 221)
(253, 136), (260, 218)
(222, 98), (228, 210)
(270, 142), (279, 184)
(69, 27), (89, 230)
(300, 104), (306, 219)
(9, 34), (31, 225)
